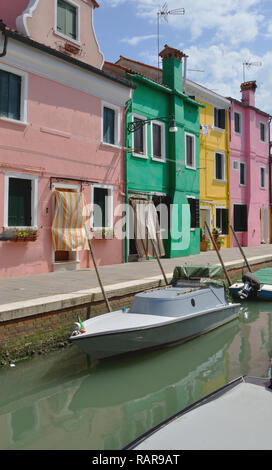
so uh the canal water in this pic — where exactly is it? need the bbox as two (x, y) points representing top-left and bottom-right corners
(1, 300), (272, 450)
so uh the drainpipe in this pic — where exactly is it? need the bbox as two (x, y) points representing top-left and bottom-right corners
(0, 21), (8, 57)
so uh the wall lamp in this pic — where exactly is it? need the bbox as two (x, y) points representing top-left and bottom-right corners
(128, 115), (178, 133)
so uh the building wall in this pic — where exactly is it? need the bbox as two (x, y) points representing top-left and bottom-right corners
(229, 101), (270, 247)
(0, 55), (128, 277)
(198, 99), (230, 248)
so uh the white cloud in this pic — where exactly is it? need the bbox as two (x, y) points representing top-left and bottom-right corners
(120, 34), (157, 46)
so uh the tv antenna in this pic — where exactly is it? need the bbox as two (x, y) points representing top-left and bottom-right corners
(157, 3), (185, 73)
(242, 60), (262, 82)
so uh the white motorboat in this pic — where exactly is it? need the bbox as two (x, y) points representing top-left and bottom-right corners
(124, 376), (272, 450)
(69, 266), (240, 359)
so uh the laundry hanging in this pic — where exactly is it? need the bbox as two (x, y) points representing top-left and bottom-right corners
(130, 198), (165, 258)
(52, 190), (90, 251)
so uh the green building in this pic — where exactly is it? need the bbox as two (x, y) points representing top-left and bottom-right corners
(104, 46), (202, 262)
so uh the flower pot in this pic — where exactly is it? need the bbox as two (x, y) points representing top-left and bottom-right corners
(200, 241), (209, 251)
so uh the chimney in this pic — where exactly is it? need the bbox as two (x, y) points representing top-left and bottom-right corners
(240, 81), (257, 107)
(159, 45), (187, 94)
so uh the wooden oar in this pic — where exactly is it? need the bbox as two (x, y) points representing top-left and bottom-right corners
(85, 228), (112, 313)
(230, 225), (252, 273)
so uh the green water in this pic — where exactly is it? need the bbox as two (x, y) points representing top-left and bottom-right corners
(1, 301), (272, 450)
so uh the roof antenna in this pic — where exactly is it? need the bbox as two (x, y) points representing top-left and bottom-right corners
(157, 3), (185, 79)
(242, 60), (262, 82)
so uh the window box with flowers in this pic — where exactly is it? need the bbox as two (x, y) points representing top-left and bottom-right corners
(92, 228), (114, 240)
(14, 230), (38, 242)
(212, 227), (224, 249)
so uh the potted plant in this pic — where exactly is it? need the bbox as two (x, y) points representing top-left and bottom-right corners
(212, 227), (224, 250)
(200, 228), (210, 251)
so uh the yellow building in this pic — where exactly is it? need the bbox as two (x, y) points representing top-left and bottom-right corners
(184, 80), (231, 249)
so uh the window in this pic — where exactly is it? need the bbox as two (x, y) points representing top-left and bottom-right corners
(57, 0), (78, 41)
(240, 162), (246, 185)
(5, 174), (38, 228)
(233, 160), (239, 170)
(132, 115), (147, 157)
(215, 208), (229, 235)
(260, 122), (266, 142)
(0, 66), (27, 123)
(187, 197), (200, 229)
(185, 133), (195, 169)
(151, 121), (165, 161)
(260, 167), (265, 189)
(214, 108), (225, 129)
(234, 112), (241, 134)
(233, 204), (248, 232)
(102, 102), (120, 146)
(215, 152), (225, 181)
(92, 185), (113, 228)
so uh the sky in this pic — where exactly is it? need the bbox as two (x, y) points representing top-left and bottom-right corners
(94, 0), (272, 116)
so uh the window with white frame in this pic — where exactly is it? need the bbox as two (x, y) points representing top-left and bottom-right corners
(185, 133), (195, 169)
(214, 152), (225, 181)
(260, 122), (266, 142)
(56, 0), (79, 42)
(214, 107), (225, 130)
(5, 174), (38, 228)
(151, 121), (165, 161)
(234, 111), (241, 134)
(102, 102), (120, 147)
(132, 114), (147, 157)
(240, 162), (246, 185)
(92, 185), (113, 229)
(260, 167), (266, 189)
(0, 65), (28, 123)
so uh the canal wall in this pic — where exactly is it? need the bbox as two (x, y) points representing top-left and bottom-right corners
(1, 255), (272, 366)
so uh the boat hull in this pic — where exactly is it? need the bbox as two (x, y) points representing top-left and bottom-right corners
(124, 376), (272, 450)
(229, 283), (272, 300)
(69, 303), (240, 359)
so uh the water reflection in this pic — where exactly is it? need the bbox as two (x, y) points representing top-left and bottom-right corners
(1, 301), (272, 450)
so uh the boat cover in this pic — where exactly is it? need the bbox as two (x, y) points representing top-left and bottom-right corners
(249, 268), (272, 285)
(172, 265), (224, 282)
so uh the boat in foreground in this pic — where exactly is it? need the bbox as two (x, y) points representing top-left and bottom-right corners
(123, 376), (272, 450)
(69, 265), (240, 359)
(229, 268), (272, 300)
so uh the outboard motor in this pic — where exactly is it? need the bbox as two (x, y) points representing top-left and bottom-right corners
(238, 272), (261, 300)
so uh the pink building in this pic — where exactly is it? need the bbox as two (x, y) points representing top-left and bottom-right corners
(228, 81), (271, 247)
(0, 0), (132, 278)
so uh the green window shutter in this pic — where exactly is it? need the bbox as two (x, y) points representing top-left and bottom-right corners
(103, 107), (115, 144)
(66, 3), (77, 39)
(222, 208), (229, 235)
(0, 70), (9, 117)
(134, 118), (144, 154)
(0, 70), (21, 120)
(152, 123), (162, 158)
(93, 188), (108, 228)
(8, 178), (32, 227)
(57, 0), (66, 34)
(57, 0), (77, 39)
(8, 74), (21, 120)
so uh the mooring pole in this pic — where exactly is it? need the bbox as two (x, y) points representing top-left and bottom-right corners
(148, 229), (168, 286)
(86, 231), (111, 313)
(230, 224), (252, 273)
(205, 222), (232, 286)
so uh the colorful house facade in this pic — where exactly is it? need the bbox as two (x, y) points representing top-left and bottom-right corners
(104, 46), (202, 262)
(227, 81), (271, 247)
(183, 80), (231, 249)
(0, 0), (132, 278)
